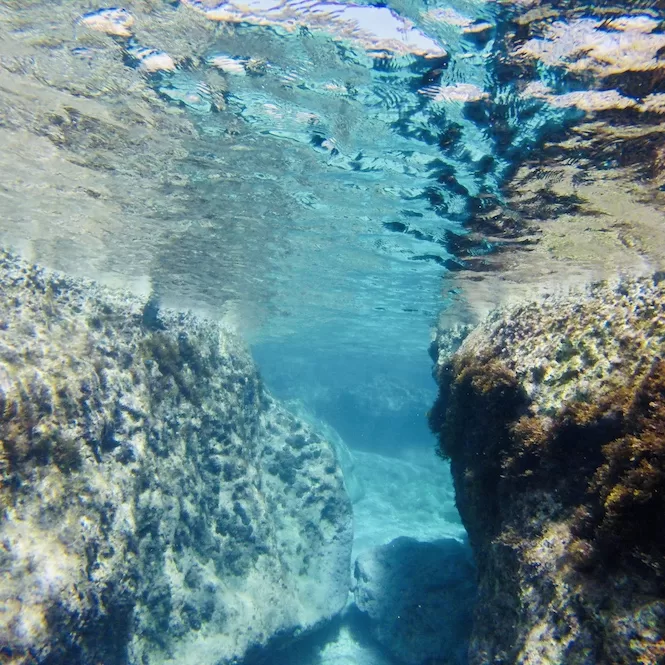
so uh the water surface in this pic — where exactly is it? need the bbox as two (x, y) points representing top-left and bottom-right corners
(1, 0), (664, 419)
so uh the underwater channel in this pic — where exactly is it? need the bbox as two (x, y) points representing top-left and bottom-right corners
(1, 0), (664, 664)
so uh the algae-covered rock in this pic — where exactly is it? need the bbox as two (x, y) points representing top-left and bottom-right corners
(0, 252), (352, 665)
(353, 536), (476, 665)
(429, 276), (665, 665)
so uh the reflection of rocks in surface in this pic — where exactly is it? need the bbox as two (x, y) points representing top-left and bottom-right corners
(443, 1), (665, 323)
(354, 537), (476, 665)
(0, 252), (352, 665)
(501, 3), (665, 180)
(430, 276), (665, 665)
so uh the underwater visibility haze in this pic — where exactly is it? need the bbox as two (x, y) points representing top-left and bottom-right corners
(1, 0), (665, 663)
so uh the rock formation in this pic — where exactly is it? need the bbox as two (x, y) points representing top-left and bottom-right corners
(430, 276), (665, 665)
(354, 536), (476, 665)
(0, 252), (353, 665)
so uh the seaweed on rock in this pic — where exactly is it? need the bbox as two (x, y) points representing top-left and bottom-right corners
(430, 276), (665, 665)
(0, 251), (352, 665)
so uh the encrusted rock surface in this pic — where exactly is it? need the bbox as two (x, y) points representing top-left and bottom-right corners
(429, 276), (665, 665)
(0, 252), (353, 665)
(353, 536), (476, 665)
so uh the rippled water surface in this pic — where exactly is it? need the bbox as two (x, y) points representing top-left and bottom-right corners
(1, 0), (664, 363)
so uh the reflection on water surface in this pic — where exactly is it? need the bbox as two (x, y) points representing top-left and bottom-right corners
(0, 0), (664, 357)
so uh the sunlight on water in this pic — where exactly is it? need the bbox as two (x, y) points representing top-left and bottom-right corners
(0, 0), (495, 357)
(0, 0), (663, 359)
(1, 2), (665, 663)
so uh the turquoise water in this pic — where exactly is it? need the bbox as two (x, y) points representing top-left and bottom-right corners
(2, 1), (662, 421)
(4, 0), (662, 453)
(2, 3), (662, 364)
(1, 1), (664, 662)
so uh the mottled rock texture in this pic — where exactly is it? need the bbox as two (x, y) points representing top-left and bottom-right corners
(430, 276), (665, 665)
(354, 537), (476, 665)
(0, 253), (352, 665)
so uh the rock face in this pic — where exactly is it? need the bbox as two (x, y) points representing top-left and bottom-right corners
(429, 277), (665, 665)
(353, 537), (476, 665)
(0, 253), (353, 665)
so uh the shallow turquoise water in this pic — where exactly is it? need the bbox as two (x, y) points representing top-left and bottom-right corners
(0, 0), (665, 428)
(1, 1), (664, 441)
(1, 2), (665, 664)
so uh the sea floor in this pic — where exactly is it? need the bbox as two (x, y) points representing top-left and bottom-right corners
(269, 444), (466, 665)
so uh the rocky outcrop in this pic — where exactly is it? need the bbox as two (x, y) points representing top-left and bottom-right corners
(0, 253), (353, 665)
(353, 537), (476, 665)
(429, 276), (665, 665)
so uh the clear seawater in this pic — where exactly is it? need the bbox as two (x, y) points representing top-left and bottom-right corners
(2, 0), (663, 449)
(1, 0), (664, 660)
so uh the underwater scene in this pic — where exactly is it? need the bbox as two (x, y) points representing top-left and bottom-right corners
(1, 0), (664, 663)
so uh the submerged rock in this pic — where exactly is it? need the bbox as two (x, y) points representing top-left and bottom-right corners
(353, 536), (476, 665)
(429, 276), (665, 665)
(0, 252), (352, 665)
